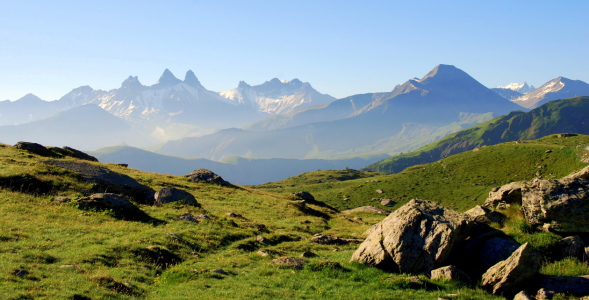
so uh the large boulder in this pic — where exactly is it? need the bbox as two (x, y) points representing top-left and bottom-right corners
(481, 243), (541, 297)
(14, 141), (53, 157)
(154, 187), (199, 206)
(350, 199), (471, 274)
(291, 191), (315, 201)
(538, 275), (589, 297)
(559, 235), (586, 260)
(51, 146), (98, 162)
(520, 177), (589, 232)
(43, 160), (151, 201)
(75, 193), (152, 221)
(483, 182), (522, 209)
(464, 205), (505, 225)
(184, 169), (230, 186)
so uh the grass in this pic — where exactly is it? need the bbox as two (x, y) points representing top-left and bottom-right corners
(2, 134), (589, 299)
(254, 134), (589, 212)
(0, 143), (504, 299)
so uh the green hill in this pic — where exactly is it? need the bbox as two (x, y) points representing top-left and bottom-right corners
(0, 143), (506, 299)
(363, 96), (589, 174)
(255, 134), (589, 212)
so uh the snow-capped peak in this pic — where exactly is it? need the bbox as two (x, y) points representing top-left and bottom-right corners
(219, 78), (335, 114)
(497, 82), (535, 94)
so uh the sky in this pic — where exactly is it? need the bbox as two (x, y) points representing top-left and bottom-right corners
(0, 0), (588, 101)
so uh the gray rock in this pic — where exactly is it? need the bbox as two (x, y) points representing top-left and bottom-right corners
(52, 146), (98, 162)
(154, 187), (199, 206)
(52, 196), (72, 203)
(483, 182), (522, 209)
(42, 160), (151, 201)
(76, 193), (134, 209)
(513, 290), (534, 300)
(173, 213), (208, 223)
(538, 275), (589, 297)
(559, 235), (586, 260)
(481, 243), (541, 297)
(520, 177), (589, 232)
(429, 265), (471, 283)
(341, 206), (391, 214)
(310, 234), (363, 245)
(464, 205), (505, 224)
(477, 237), (521, 272)
(376, 189), (383, 194)
(184, 169), (230, 186)
(300, 251), (317, 258)
(256, 235), (268, 244)
(14, 141), (53, 156)
(269, 257), (305, 269)
(291, 191), (315, 201)
(350, 199), (471, 274)
(380, 199), (395, 206)
(536, 288), (556, 300)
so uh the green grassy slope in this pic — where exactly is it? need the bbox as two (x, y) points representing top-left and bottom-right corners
(0, 143), (504, 300)
(364, 96), (589, 173)
(255, 134), (589, 212)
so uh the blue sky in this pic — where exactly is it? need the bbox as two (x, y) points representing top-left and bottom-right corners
(1, 0), (587, 100)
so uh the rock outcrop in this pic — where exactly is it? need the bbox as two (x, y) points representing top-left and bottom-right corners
(14, 142), (98, 161)
(484, 165), (589, 233)
(464, 205), (505, 225)
(154, 187), (199, 206)
(483, 182), (522, 209)
(481, 243), (541, 297)
(310, 234), (363, 245)
(350, 199), (471, 274)
(43, 160), (151, 201)
(184, 169), (230, 186)
(520, 177), (589, 232)
(341, 206), (391, 214)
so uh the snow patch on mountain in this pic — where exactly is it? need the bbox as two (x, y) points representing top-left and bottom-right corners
(497, 82), (536, 94)
(220, 78), (335, 114)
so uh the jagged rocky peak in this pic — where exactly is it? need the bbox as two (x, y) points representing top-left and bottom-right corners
(121, 76), (143, 90)
(237, 80), (251, 89)
(153, 69), (182, 87)
(183, 70), (203, 88)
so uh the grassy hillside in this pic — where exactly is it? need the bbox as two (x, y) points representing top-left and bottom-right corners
(0, 143), (505, 299)
(255, 134), (589, 212)
(364, 96), (589, 174)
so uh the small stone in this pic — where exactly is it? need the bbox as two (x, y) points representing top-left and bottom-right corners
(514, 290), (534, 300)
(300, 251), (317, 258)
(536, 288), (555, 300)
(257, 251), (271, 257)
(269, 257), (306, 269)
(376, 189), (383, 194)
(256, 235), (268, 244)
(226, 212), (243, 218)
(13, 269), (29, 277)
(52, 196), (72, 203)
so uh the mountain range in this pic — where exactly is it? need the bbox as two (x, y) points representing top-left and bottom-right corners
(1, 65), (587, 173)
(155, 64), (523, 160)
(363, 96), (589, 174)
(511, 77), (589, 109)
